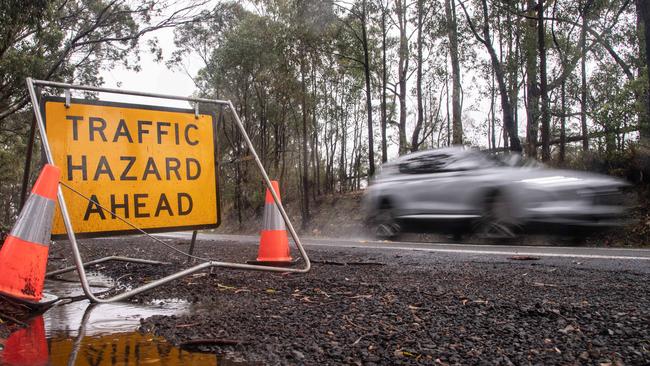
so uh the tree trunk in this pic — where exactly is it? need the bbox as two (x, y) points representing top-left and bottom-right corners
(412, 0), (425, 152)
(396, 0), (409, 154)
(445, 0), (463, 145)
(445, 67), (451, 146)
(507, 10), (519, 149)
(463, 0), (522, 151)
(300, 53), (310, 227)
(381, 2), (389, 163)
(560, 83), (566, 163)
(339, 78), (348, 193)
(361, 0), (375, 177)
(637, 0), (650, 144)
(637, 0), (650, 182)
(538, 0), (551, 161)
(524, 0), (539, 157)
(490, 66), (496, 149)
(311, 68), (321, 197)
(580, 0), (593, 152)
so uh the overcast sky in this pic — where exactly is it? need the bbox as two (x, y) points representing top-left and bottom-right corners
(98, 28), (200, 109)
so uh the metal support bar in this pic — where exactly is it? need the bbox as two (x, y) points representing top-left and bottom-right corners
(20, 86), (41, 209)
(26, 78), (311, 303)
(64, 89), (71, 108)
(46, 256), (170, 277)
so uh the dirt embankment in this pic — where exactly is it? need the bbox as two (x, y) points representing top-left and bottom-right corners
(215, 191), (368, 239)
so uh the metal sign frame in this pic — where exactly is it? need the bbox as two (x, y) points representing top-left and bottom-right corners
(26, 78), (311, 303)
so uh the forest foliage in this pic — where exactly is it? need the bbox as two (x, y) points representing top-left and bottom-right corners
(0, 0), (649, 229)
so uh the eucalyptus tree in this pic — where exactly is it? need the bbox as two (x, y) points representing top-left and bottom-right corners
(0, 0), (208, 224)
(394, 0), (411, 154)
(0, 0), (207, 125)
(410, 0), (435, 152)
(444, 0), (463, 145)
(460, 0), (522, 152)
(331, 0), (378, 176)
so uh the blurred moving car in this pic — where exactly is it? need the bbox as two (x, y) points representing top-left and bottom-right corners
(362, 147), (629, 240)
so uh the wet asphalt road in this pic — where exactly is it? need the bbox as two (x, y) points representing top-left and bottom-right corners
(51, 235), (649, 364)
(158, 232), (650, 274)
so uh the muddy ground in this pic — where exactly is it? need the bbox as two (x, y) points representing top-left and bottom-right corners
(42, 236), (650, 365)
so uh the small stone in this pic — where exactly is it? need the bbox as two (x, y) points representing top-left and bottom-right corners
(559, 325), (575, 334)
(291, 350), (305, 360)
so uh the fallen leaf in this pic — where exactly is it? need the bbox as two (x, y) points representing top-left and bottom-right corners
(533, 282), (558, 288)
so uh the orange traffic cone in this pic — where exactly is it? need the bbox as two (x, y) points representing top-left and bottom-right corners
(0, 164), (60, 303)
(251, 181), (292, 265)
(0, 315), (48, 366)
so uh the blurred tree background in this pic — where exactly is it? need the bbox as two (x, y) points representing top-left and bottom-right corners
(1, 0), (648, 232)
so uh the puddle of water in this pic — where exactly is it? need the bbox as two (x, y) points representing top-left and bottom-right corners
(0, 273), (256, 365)
(2, 316), (222, 365)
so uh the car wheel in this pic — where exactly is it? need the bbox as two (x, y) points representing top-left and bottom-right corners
(476, 191), (521, 240)
(371, 204), (401, 240)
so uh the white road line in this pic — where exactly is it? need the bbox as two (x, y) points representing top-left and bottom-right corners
(351, 239), (650, 252)
(305, 242), (650, 261)
(191, 233), (650, 254)
(157, 233), (650, 261)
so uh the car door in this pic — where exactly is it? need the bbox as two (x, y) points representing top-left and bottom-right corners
(394, 152), (452, 216)
(398, 152), (483, 218)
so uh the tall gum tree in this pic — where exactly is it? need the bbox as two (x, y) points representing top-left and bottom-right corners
(524, 0), (539, 157)
(638, 0), (650, 178)
(395, 0), (410, 154)
(460, 0), (522, 151)
(444, 0), (463, 145)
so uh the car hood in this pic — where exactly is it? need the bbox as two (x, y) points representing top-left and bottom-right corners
(480, 167), (629, 190)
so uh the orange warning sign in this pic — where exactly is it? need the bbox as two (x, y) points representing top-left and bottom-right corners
(43, 97), (220, 237)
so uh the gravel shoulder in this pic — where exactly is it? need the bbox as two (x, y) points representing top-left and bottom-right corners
(45, 237), (650, 365)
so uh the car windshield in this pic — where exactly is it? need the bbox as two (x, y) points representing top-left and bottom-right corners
(494, 153), (545, 168)
(378, 149), (506, 177)
(461, 151), (506, 169)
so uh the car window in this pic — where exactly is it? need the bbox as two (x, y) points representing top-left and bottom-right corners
(399, 153), (452, 174)
(398, 151), (500, 174)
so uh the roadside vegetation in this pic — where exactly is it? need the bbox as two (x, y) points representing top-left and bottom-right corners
(0, 0), (648, 246)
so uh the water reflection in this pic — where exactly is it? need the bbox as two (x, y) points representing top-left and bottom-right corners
(1, 307), (221, 366)
(47, 330), (220, 365)
(0, 276), (254, 365)
(1, 317), (48, 366)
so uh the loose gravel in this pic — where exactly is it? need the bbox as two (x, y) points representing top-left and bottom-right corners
(44, 237), (650, 365)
